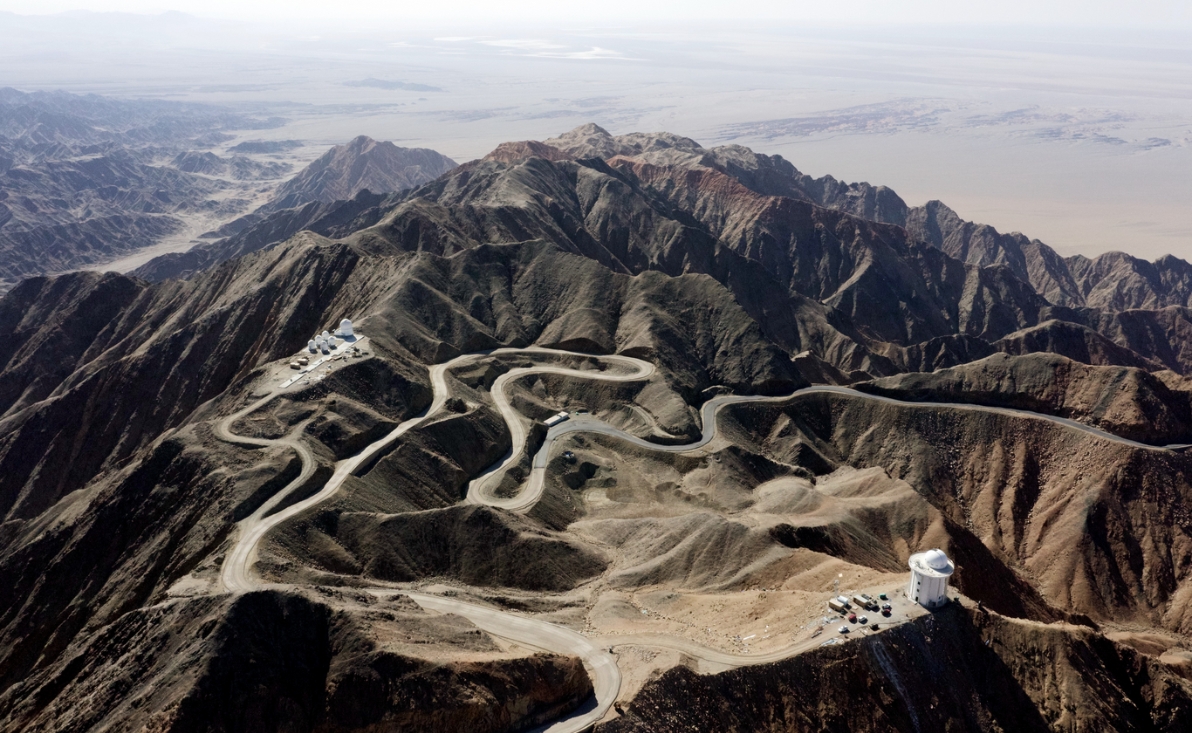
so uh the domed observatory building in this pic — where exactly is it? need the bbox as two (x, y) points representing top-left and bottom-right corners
(907, 548), (954, 608)
(337, 318), (354, 339)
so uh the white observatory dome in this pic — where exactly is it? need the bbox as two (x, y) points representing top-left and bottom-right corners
(338, 318), (353, 338)
(908, 548), (954, 608)
(307, 340), (317, 352)
(321, 330), (331, 340)
(925, 549), (950, 571)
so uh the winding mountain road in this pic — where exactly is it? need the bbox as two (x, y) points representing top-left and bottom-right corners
(216, 344), (1189, 731)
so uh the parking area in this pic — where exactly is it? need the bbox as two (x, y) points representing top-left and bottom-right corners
(816, 585), (931, 643)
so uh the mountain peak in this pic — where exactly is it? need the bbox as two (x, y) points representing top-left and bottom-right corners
(267, 136), (456, 210)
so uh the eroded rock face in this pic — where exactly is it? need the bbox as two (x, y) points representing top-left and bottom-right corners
(0, 589), (593, 733)
(600, 606), (1192, 733)
(726, 392), (1192, 631)
(266, 136), (457, 213)
(859, 352), (1192, 444)
(8, 124), (1192, 731)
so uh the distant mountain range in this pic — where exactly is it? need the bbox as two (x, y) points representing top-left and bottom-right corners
(0, 89), (458, 290)
(134, 136), (458, 281)
(0, 88), (287, 289)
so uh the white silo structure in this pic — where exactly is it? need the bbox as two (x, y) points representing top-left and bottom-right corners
(308, 339), (317, 353)
(338, 318), (354, 338)
(907, 548), (954, 608)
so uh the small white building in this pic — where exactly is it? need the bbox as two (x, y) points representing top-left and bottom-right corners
(907, 548), (954, 608)
(337, 318), (354, 338)
(544, 411), (570, 428)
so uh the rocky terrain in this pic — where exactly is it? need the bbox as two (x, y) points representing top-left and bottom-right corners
(859, 352), (1192, 444)
(602, 604), (1192, 732)
(3, 124), (1192, 731)
(0, 87), (292, 289)
(133, 136), (457, 282)
(0, 90), (457, 290)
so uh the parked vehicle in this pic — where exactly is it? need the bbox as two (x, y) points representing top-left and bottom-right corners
(839, 626), (850, 634)
(859, 616), (868, 624)
(871, 623), (880, 631)
(847, 613), (857, 623)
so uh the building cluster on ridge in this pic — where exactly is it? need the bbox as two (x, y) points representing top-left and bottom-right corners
(308, 318), (354, 354)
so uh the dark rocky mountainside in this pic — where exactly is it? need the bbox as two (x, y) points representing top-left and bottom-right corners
(143, 124), (1192, 377)
(602, 605), (1192, 732)
(547, 124), (1192, 316)
(2, 589), (591, 733)
(859, 351), (1192, 444)
(909, 198), (1192, 311)
(5, 124), (1192, 731)
(264, 135), (457, 213)
(0, 230), (797, 710)
(134, 136), (458, 282)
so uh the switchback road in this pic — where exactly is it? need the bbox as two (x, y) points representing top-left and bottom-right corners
(217, 344), (1190, 731)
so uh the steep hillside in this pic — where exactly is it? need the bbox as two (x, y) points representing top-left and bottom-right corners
(264, 135), (456, 213)
(135, 137), (458, 282)
(601, 605), (1192, 732)
(859, 352), (1192, 444)
(721, 391), (1192, 631)
(0, 589), (591, 733)
(5, 124), (1192, 731)
(909, 199), (1192, 311)
(129, 125), (1192, 383)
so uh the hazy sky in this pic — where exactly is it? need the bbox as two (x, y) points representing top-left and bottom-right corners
(3, 1), (1191, 26)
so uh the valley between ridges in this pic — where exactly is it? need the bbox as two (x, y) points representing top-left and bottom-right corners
(214, 343), (1192, 732)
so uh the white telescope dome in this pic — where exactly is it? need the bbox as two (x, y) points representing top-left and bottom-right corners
(307, 340), (317, 352)
(321, 330), (331, 340)
(925, 549), (951, 570)
(907, 548), (954, 608)
(338, 318), (354, 337)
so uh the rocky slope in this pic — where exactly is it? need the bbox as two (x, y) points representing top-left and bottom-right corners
(1, 589), (591, 733)
(4, 124), (1192, 730)
(908, 198), (1192, 311)
(601, 604), (1192, 732)
(134, 137), (458, 282)
(263, 135), (456, 213)
(720, 390), (1192, 631)
(858, 351), (1192, 444)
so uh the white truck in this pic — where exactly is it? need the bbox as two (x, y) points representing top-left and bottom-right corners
(544, 411), (570, 428)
